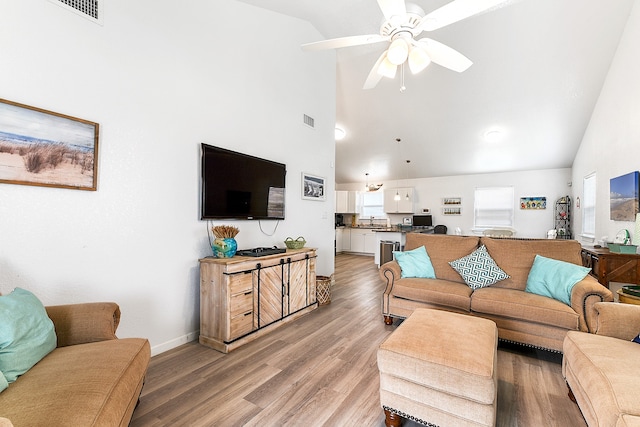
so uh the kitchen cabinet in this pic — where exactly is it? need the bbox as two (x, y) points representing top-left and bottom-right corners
(199, 248), (317, 353)
(335, 190), (358, 213)
(335, 228), (344, 253)
(384, 188), (415, 213)
(350, 228), (376, 254)
(342, 228), (351, 251)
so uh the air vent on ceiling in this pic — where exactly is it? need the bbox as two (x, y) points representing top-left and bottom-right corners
(48, 0), (103, 25)
(303, 114), (315, 129)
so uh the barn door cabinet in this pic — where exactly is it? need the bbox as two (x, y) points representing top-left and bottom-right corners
(199, 248), (317, 353)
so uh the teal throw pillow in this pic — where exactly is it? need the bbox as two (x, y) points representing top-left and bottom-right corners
(0, 288), (57, 385)
(525, 255), (590, 306)
(393, 246), (436, 279)
(449, 245), (510, 289)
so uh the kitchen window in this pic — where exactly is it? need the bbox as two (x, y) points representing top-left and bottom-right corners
(473, 186), (515, 230)
(582, 173), (596, 239)
(360, 191), (385, 218)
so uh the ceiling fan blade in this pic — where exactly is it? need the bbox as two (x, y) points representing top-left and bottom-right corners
(377, 0), (407, 21)
(414, 38), (472, 72)
(417, 0), (511, 32)
(302, 34), (388, 51)
(363, 51), (388, 90)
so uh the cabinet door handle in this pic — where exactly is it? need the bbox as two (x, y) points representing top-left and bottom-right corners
(244, 291), (252, 296)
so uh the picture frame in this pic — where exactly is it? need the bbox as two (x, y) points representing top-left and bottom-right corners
(442, 197), (461, 205)
(520, 197), (547, 210)
(443, 207), (461, 215)
(302, 172), (325, 201)
(610, 171), (639, 221)
(0, 98), (99, 191)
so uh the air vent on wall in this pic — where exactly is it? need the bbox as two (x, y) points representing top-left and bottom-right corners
(47, 0), (103, 25)
(303, 114), (315, 129)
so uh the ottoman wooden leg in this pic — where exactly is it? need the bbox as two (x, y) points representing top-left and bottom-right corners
(384, 408), (403, 427)
(384, 315), (394, 325)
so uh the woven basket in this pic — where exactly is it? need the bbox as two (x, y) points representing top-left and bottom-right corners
(284, 236), (306, 249)
(316, 275), (332, 305)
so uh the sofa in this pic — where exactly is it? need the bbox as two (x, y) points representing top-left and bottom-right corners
(379, 233), (613, 352)
(0, 297), (151, 427)
(563, 302), (640, 426)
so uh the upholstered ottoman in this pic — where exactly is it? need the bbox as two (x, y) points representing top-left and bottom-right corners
(377, 308), (498, 427)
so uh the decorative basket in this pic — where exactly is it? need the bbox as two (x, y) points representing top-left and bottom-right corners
(316, 275), (332, 305)
(284, 236), (306, 249)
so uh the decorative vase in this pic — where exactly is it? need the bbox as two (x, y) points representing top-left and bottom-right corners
(212, 237), (237, 258)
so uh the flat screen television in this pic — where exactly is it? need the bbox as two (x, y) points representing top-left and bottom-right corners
(200, 143), (286, 220)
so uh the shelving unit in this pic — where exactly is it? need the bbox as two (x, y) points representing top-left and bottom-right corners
(555, 196), (571, 239)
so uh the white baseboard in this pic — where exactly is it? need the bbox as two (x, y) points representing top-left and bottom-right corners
(150, 330), (199, 356)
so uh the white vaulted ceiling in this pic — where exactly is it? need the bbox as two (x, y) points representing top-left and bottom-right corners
(237, 0), (635, 184)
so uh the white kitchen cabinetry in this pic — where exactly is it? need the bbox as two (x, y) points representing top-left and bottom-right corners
(335, 228), (343, 253)
(350, 228), (376, 254)
(342, 228), (351, 251)
(384, 188), (415, 213)
(335, 190), (357, 213)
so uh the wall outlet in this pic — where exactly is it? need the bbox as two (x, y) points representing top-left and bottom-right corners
(422, 208), (431, 213)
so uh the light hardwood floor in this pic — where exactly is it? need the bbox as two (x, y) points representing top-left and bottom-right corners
(131, 254), (587, 427)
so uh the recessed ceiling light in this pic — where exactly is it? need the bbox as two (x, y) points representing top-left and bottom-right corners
(335, 127), (346, 140)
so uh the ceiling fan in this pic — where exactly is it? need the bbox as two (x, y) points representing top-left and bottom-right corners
(302, 0), (513, 89)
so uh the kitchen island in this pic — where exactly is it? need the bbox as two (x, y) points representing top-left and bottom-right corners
(335, 225), (434, 265)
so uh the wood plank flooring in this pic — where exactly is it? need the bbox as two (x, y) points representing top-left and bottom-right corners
(130, 254), (587, 427)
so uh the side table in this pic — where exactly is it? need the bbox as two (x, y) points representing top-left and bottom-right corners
(617, 289), (640, 306)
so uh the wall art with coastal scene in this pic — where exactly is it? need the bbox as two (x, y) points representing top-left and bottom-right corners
(0, 98), (99, 191)
(610, 171), (639, 221)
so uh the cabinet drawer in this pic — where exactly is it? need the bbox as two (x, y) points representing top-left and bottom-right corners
(230, 310), (253, 339)
(230, 291), (253, 317)
(229, 272), (253, 294)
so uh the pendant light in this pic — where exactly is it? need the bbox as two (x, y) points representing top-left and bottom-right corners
(405, 160), (411, 200)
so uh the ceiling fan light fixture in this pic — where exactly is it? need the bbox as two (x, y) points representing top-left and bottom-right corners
(378, 55), (397, 79)
(408, 46), (431, 74)
(387, 38), (409, 65)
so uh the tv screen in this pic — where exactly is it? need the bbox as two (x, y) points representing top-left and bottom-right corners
(201, 144), (286, 220)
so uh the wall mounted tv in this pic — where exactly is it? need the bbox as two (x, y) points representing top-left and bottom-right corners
(201, 143), (286, 220)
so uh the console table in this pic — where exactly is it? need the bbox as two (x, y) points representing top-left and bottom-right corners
(199, 247), (317, 353)
(581, 247), (640, 289)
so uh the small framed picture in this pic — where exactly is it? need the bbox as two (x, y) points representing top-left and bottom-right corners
(302, 172), (325, 201)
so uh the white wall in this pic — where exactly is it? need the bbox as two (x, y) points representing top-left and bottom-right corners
(0, 0), (336, 355)
(338, 168), (572, 238)
(572, 2), (640, 245)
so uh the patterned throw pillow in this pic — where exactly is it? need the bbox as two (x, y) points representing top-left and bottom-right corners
(449, 245), (510, 290)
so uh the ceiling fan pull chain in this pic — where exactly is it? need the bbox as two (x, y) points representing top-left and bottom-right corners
(400, 62), (406, 92)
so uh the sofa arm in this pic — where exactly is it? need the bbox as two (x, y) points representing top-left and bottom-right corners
(593, 301), (640, 340)
(379, 261), (401, 316)
(570, 277), (614, 333)
(45, 302), (120, 347)
(379, 261), (401, 294)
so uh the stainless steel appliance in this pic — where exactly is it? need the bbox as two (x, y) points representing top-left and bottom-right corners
(380, 240), (400, 265)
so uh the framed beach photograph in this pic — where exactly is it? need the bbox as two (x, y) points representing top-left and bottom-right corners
(302, 172), (325, 201)
(0, 98), (99, 191)
(610, 171), (639, 221)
